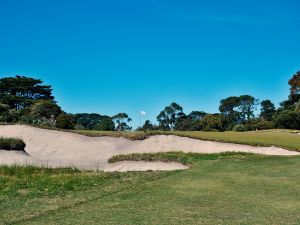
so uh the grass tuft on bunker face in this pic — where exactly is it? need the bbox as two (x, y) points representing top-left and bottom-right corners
(0, 137), (26, 151)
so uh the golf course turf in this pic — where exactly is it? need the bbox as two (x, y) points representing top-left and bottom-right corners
(1, 153), (299, 225)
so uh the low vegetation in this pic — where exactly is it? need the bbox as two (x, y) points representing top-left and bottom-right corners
(1, 153), (299, 224)
(71, 129), (148, 140)
(108, 152), (260, 165)
(0, 137), (26, 151)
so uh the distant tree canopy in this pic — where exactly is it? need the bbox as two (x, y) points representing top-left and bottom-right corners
(56, 114), (75, 130)
(219, 96), (242, 129)
(30, 100), (62, 120)
(199, 114), (223, 131)
(95, 116), (115, 131)
(0, 76), (54, 110)
(175, 111), (207, 131)
(137, 120), (155, 131)
(219, 95), (258, 130)
(74, 113), (115, 131)
(157, 102), (184, 130)
(288, 71), (300, 103)
(260, 100), (276, 121)
(274, 110), (300, 130)
(113, 113), (132, 131)
(2, 70), (300, 131)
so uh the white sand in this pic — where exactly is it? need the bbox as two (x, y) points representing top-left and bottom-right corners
(0, 125), (299, 171)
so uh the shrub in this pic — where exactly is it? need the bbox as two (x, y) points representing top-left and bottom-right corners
(0, 137), (26, 151)
(274, 110), (300, 129)
(56, 114), (75, 129)
(29, 100), (62, 126)
(199, 114), (223, 131)
(252, 120), (274, 130)
(94, 117), (115, 131)
(232, 124), (248, 132)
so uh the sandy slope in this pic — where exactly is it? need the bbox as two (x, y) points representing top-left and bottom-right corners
(0, 125), (299, 171)
(104, 161), (188, 172)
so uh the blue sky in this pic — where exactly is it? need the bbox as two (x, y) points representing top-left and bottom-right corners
(1, 0), (300, 127)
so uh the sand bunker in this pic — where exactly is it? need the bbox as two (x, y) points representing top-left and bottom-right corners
(0, 125), (299, 171)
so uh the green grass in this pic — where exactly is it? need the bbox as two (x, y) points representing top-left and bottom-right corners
(0, 137), (26, 151)
(1, 153), (300, 225)
(158, 130), (300, 151)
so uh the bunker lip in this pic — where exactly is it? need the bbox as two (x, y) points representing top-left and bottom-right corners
(104, 161), (189, 172)
(0, 125), (299, 171)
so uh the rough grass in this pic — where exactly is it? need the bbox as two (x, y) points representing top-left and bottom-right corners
(0, 137), (26, 151)
(1, 153), (299, 225)
(72, 130), (148, 140)
(108, 152), (261, 165)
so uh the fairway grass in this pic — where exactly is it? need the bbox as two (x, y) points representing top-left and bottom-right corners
(71, 129), (300, 151)
(1, 153), (300, 225)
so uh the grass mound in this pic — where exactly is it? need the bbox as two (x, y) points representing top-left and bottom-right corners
(108, 152), (261, 165)
(0, 137), (26, 151)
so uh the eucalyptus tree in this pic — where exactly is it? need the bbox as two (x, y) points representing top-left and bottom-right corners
(156, 102), (184, 130)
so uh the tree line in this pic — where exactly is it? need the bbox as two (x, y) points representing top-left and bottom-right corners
(0, 76), (132, 131)
(1, 72), (300, 131)
(141, 71), (300, 131)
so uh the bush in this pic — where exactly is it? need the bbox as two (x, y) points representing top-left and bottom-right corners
(252, 120), (274, 130)
(239, 119), (275, 131)
(232, 124), (248, 132)
(274, 110), (300, 129)
(94, 117), (115, 131)
(29, 100), (62, 126)
(0, 137), (26, 151)
(56, 114), (75, 129)
(199, 114), (223, 131)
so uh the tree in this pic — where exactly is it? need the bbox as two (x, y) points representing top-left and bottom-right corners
(30, 100), (62, 121)
(274, 110), (300, 130)
(288, 71), (300, 103)
(138, 120), (154, 131)
(56, 114), (75, 129)
(112, 113), (132, 131)
(95, 116), (115, 131)
(219, 95), (258, 129)
(219, 96), (241, 129)
(238, 95), (259, 122)
(260, 100), (276, 121)
(157, 102), (184, 130)
(175, 111), (207, 131)
(0, 76), (54, 110)
(75, 113), (103, 130)
(199, 114), (223, 131)
(0, 103), (9, 114)
(187, 111), (207, 120)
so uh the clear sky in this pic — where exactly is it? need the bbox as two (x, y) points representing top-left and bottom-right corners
(1, 0), (300, 127)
